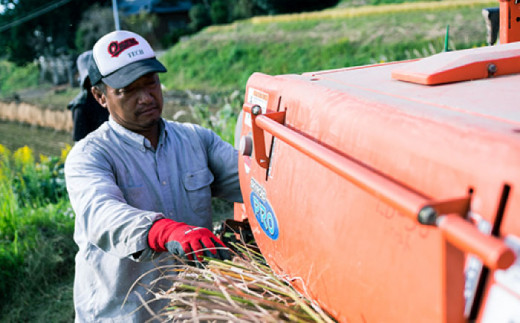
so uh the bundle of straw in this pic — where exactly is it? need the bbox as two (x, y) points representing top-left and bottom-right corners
(132, 243), (336, 322)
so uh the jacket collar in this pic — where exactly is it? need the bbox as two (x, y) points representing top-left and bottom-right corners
(108, 116), (166, 152)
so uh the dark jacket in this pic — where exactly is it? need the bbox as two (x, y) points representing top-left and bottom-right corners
(67, 89), (109, 141)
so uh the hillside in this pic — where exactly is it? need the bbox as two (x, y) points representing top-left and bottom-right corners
(159, 0), (496, 92)
(0, 0), (498, 155)
(1, 0), (497, 99)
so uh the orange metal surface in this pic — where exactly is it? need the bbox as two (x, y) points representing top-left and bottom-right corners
(391, 41), (520, 85)
(246, 104), (514, 271)
(500, 0), (520, 43)
(236, 41), (520, 322)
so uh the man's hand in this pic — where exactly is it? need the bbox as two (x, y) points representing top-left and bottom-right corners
(148, 218), (231, 261)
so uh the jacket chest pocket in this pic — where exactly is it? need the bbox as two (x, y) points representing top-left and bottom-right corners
(182, 168), (214, 215)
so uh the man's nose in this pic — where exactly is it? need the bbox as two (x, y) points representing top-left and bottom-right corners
(137, 88), (154, 104)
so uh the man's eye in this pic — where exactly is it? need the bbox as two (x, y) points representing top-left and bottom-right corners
(118, 87), (133, 94)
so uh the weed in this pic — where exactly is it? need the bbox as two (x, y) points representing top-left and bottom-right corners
(0, 144), (76, 319)
(7, 145), (70, 207)
(174, 90), (243, 146)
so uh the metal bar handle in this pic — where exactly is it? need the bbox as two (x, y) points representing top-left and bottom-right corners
(438, 214), (515, 270)
(243, 103), (515, 270)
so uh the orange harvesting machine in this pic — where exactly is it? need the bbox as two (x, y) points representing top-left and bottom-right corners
(229, 1), (520, 322)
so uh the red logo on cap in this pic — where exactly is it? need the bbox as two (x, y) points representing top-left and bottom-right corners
(107, 37), (139, 57)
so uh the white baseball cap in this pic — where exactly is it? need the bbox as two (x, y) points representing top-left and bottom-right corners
(88, 30), (166, 89)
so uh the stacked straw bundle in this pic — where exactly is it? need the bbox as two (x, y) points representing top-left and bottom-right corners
(0, 101), (72, 131)
(130, 243), (336, 322)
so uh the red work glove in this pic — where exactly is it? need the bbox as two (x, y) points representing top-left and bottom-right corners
(148, 218), (231, 261)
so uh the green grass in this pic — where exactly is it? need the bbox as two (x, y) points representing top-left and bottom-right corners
(0, 200), (76, 322)
(160, 0), (493, 92)
(337, 0), (441, 7)
(0, 61), (40, 97)
(0, 145), (76, 322)
(0, 120), (73, 158)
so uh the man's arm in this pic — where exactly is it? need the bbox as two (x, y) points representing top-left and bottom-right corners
(195, 126), (243, 203)
(65, 139), (162, 261)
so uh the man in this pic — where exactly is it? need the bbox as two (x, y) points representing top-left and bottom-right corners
(64, 30), (242, 322)
(67, 50), (109, 142)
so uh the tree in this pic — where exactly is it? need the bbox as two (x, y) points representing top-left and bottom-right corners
(0, 0), (108, 65)
(188, 3), (212, 31)
(74, 4), (118, 53)
(210, 0), (229, 24)
(252, 0), (339, 14)
(122, 10), (160, 48)
(229, 0), (258, 20)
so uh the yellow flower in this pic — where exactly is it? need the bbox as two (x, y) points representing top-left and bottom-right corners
(13, 146), (34, 166)
(0, 144), (9, 157)
(0, 144), (10, 165)
(60, 144), (72, 163)
(39, 154), (50, 164)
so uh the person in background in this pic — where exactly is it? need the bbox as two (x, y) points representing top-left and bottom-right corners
(67, 50), (109, 142)
(64, 30), (242, 322)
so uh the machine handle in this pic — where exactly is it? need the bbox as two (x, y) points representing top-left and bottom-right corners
(245, 103), (431, 220)
(437, 214), (516, 270)
(243, 103), (515, 270)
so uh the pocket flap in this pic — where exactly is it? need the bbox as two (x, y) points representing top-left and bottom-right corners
(183, 168), (214, 191)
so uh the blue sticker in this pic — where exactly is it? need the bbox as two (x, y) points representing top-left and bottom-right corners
(250, 192), (279, 240)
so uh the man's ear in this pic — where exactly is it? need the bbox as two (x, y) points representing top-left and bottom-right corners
(91, 86), (108, 109)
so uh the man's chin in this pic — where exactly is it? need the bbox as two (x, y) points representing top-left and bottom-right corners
(141, 116), (161, 128)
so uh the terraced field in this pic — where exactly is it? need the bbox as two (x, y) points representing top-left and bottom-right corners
(0, 0), (497, 157)
(0, 120), (72, 157)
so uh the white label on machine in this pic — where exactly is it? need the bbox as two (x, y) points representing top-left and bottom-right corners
(481, 235), (520, 322)
(245, 87), (268, 128)
(248, 88), (268, 113)
(481, 285), (520, 323)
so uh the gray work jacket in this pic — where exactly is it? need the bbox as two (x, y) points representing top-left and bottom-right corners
(65, 117), (242, 322)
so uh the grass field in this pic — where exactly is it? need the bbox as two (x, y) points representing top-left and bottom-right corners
(0, 144), (76, 321)
(0, 120), (72, 157)
(159, 0), (495, 91)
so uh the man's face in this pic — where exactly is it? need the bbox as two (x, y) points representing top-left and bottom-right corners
(94, 73), (163, 134)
